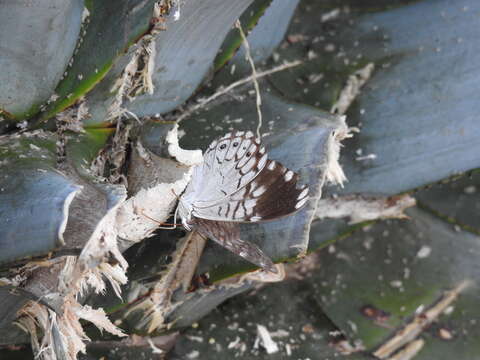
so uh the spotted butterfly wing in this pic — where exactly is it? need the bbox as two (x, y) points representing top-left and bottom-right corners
(191, 218), (276, 273)
(182, 131), (269, 210)
(178, 131), (309, 272)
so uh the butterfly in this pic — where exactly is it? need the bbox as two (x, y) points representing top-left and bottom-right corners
(177, 131), (309, 273)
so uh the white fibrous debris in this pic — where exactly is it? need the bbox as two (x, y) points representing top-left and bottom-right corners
(187, 350), (200, 359)
(390, 280), (403, 288)
(173, 1), (181, 21)
(228, 337), (241, 349)
(355, 153), (377, 161)
(16, 295), (126, 360)
(324, 115), (352, 187)
(316, 194), (416, 224)
(81, 7), (90, 21)
(48, 93), (60, 103)
(116, 170), (193, 242)
(147, 338), (164, 354)
(166, 124), (203, 166)
(58, 187), (83, 245)
(285, 344), (292, 356)
(256, 325), (279, 354)
(331, 63), (375, 115)
(321, 8), (340, 22)
(56, 97), (88, 133)
(107, 56), (138, 121)
(464, 185), (476, 194)
(416, 245), (432, 259)
(16, 120), (28, 129)
(240, 264), (285, 283)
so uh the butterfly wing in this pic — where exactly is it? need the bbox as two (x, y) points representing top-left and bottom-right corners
(191, 218), (277, 273)
(192, 159), (309, 222)
(186, 131), (269, 207)
(179, 132), (308, 272)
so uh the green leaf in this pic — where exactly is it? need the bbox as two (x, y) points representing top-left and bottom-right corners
(268, 0), (480, 194)
(217, 0), (300, 73)
(0, 287), (30, 346)
(313, 206), (480, 356)
(0, 0), (84, 120)
(171, 277), (364, 359)
(213, 0), (273, 71)
(0, 132), (80, 264)
(40, 0), (157, 122)
(80, 0), (256, 126)
(415, 172), (480, 234)
(127, 0), (254, 118)
(0, 128), (119, 266)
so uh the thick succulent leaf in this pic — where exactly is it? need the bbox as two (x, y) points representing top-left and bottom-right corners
(0, 129), (123, 265)
(269, 0), (480, 195)
(0, 132), (80, 264)
(234, 0), (300, 63)
(59, 130), (128, 251)
(66, 128), (114, 178)
(127, 0), (254, 117)
(177, 90), (346, 280)
(80, 0), (255, 126)
(170, 276), (365, 360)
(415, 171), (480, 234)
(40, 0), (157, 121)
(0, 0), (83, 120)
(219, 0), (300, 74)
(308, 217), (366, 252)
(213, 0), (272, 70)
(0, 287), (30, 346)
(78, 334), (178, 360)
(313, 206), (480, 357)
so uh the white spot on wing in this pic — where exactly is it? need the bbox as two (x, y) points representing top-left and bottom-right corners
(252, 185), (267, 197)
(245, 131), (254, 138)
(295, 197), (308, 209)
(285, 170), (294, 182)
(241, 170), (256, 184)
(258, 154), (268, 169)
(244, 199), (257, 208)
(297, 187), (309, 200)
(250, 216), (262, 221)
(242, 156), (257, 173)
(267, 161), (276, 170)
(234, 205), (246, 219)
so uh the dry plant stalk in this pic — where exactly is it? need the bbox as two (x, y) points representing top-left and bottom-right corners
(175, 60), (302, 123)
(235, 19), (263, 138)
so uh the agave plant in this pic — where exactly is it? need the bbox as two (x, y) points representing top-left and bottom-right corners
(1, 0), (479, 359)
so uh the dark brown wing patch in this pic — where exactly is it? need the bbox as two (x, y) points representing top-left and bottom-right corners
(191, 218), (277, 273)
(226, 159), (309, 222)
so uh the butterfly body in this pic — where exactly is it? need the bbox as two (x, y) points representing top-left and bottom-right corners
(177, 131), (309, 272)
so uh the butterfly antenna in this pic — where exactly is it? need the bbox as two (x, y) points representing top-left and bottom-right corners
(140, 210), (179, 230)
